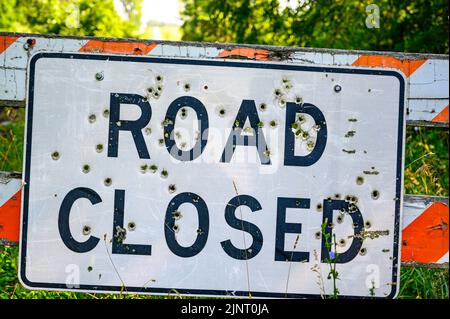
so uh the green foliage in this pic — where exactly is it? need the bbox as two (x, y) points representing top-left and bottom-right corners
(0, 0), (143, 38)
(399, 267), (449, 299)
(181, 0), (449, 54)
(404, 127), (449, 196)
(0, 108), (24, 172)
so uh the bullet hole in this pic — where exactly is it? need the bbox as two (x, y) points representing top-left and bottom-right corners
(269, 120), (278, 128)
(95, 144), (103, 153)
(197, 228), (204, 235)
(336, 214), (344, 224)
(244, 127), (254, 134)
(345, 130), (356, 138)
(161, 169), (168, 178)
(278, 98), (286, 108)
(282, 77), (290, 83)
(334, 84), (342, 92)
(348, 203), (357, 213)
(156, 75), (163, 82)
(164, 132), (169, 138)
(359, 247), (367, 256)
(257, 121), (264, 128)
(172, 210), (182, 220)
(295, 96), (303, 104)
(147, 87), (154, 94)
(203, 85), (208, 90)
(103, 109), (110, 118)
(88, 114), (96, 123)
(352, 222), (359, 229)
(291, 122), (299, 130)
(234, 119), (240, 128)
(301, 131), (309, 141)
(153, 91), (160, 98)
(274, 89), (282, 96)
(371, 190), (380, 200)
(82, 225), (91, 235)
(127, 222), (136, 231)
(95, 72), (104, 81)
(156, 85), (163, 92)
(140, 164), (148, 173)
(356, 176), (364, 185)
(115, 226), (127, 243)
(193, 196), (199, 203)
(51, 151), (60, 160)
(328, 222), (334, 229)
(365, 221), (372, 229)
(172, 224), (179, 233)
(313, 124), (321, 132)
(316, 203), (323, 211)
(180, 142), (187, 149)
(295, 200), (301, 206)
(184, 83), (191, 91)
(144, 127), (152, 135)
(306, 140), (315, 151)
(297, 114), (306, 123)
(168, 184), (176, 193)
(217, 108), (227, 118)
(82, 164), (90, 174)
(402, 240), (408, 246)
(158, 138), (164, 146)
(263, 149), (272, 157)
(339, 239), (346, 247)
(259, 103), (267, 111)
(334, 193), (341, 199)
(368, 88), (372, 92)
(180, 108), (188, 119)
(315, 231), (321, 239)
(284, 83), (292, 90)
(149, 164), (158, 173)
(104, 177), (112, 186)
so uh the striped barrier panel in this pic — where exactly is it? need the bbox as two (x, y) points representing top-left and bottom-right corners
(0, 33), (448, 269)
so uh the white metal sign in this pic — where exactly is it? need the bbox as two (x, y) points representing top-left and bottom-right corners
(20, 53), (405, 298)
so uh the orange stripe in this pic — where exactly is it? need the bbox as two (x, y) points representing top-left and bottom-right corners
(0, 189), (21, 243)
(218, 48), (269, 61)
(0, 35), (18, 55)
(401, 202), (449, 263)
(79, 40), (157, 55)
(432, 105), (449, 124)
(352, 55), (427, 77)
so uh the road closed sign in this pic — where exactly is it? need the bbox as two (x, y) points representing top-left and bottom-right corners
(19, 52), (405, 298)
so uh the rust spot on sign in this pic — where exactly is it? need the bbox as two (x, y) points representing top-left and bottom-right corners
(352, 55), (427, 77)
(79, 40), (157, 55)
(218, 48), (269, 61)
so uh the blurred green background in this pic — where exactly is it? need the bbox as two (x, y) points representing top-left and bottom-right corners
(0, 0), (449, 299)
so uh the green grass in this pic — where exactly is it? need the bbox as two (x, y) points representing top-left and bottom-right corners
(0, 107), (448, 299)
